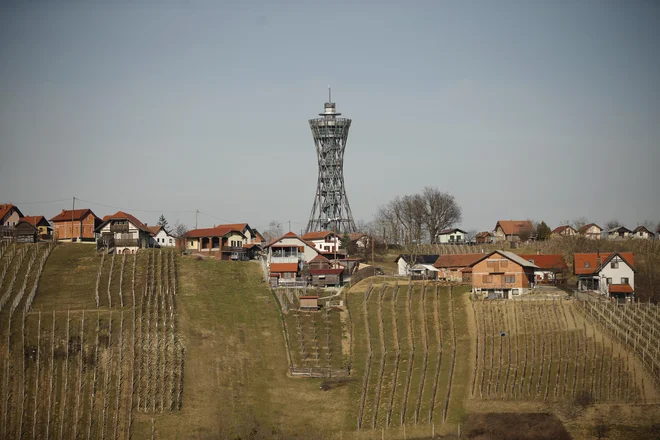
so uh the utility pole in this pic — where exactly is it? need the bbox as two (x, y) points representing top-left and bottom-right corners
(371, 234), (375, 264)
(71, 196), (75, 241)
(195, 210), (199, 229)
(288, 220), (291, 232)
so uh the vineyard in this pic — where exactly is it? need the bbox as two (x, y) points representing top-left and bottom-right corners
(470, 298), (658, 404)
(274, 286), (346, 374)
(348, 280), (470, 431)
(0, 243), (183, 439)
(577, 300), (660, 391)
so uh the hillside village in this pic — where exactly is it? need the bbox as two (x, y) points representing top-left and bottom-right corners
(1, 201), (660, 439)
(2, 203), (657, 304)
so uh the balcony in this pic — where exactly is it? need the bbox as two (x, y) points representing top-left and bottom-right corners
(110, 224), (129, 233)
(114, 239), (139, 247)
(222, 246), (246, 253)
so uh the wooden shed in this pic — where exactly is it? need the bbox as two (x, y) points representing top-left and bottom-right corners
(299, 296), (319, 311)
(15, 220), (38, 243)
(310, 267), (344, 287)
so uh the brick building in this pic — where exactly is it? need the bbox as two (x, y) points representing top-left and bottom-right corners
(50, 208), (101, 241)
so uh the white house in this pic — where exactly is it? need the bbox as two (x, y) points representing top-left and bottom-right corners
(394, 254), (439, 276)
(264, 231), (320, 266)
(301, 230), (341, 253)
(96, 211), (153, 254)
(148, 226), (176, 248)
(608, 226), (632, 239)
(436, 228), (467, 244)
(578, 223), (602, 239)
(0, 203), (24, 227)
(574, 252), (635, 302)
(632, 226), (655, 239)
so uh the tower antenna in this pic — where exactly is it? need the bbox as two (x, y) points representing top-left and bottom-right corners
(328, 85), (331, 102)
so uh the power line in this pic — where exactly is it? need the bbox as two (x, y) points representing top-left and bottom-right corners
(75, 197), (196, 215)
(10, 198), (71, 205)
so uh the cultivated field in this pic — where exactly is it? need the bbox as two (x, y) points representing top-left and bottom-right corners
(273, 286), (347, 373)
(0, 243), (182, 439)
(470, 299), (658, 404)
(347, 279), (471, 434)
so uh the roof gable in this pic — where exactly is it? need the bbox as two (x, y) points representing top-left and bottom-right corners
(0, 204), (24, 221)
(185, 225), (246, 239)
(433, 253), (483, 269)
(301, 230), (336, 240)
(574, 252), (635, 275)
(632, 225), (654, 235)
(437, 228), (467, 235)
(395, 254), (439, 265)
(496, 220), (533, 236)
(578, 223), (601, 234)
(51, 208), (98, 222)
(96, 211), (150, 233)
(519, 254), (568, 271)
(19, 215), (50, 227)
(552, 225), (576, 234)
(470, 250), (539, 269)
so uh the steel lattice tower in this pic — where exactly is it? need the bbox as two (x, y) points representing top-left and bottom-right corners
(305, 90), (357, 234)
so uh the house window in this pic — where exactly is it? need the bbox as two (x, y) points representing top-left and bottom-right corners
(505, 275), (515, 284)
(584, 262), (590, 268)
(482, 275), (493, 283)
(606, 278), (612, 285)
(611, 262), (619, 269)
(621, 277), (629, 285)
(169, 239), (172, 243)
(512, 289), (520, 296)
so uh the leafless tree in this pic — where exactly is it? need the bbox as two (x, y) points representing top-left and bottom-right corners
(465, 229), (478, 244)
(422, 187), (462, 243)
(171, 222), (188, 239)
(605, 220), (621, 230)
(263, 221), (282, 242)
(572, 217), (589, 230)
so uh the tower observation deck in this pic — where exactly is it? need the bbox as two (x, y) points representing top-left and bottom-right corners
(305, 90), (357, 234)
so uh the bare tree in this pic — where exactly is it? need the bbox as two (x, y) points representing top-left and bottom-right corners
(263, 221), (282, 242)
(171, 222), (188, 239)
(605, 220), (621, 230)
(422, 187), (462, 243)
(465, 229), (478, 244)
(572, 217), (589, 230)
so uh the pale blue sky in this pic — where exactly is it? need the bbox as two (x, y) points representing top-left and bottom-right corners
(1, 0), (659, 233)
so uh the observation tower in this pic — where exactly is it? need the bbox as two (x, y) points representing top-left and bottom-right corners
(305, 89), (357, 234)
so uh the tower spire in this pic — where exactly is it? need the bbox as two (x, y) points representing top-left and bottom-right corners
(328, 85), (331, 103)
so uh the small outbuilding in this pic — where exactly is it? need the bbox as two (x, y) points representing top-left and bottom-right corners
(14, 220), (38, 243)
(299, 296), (319, 311)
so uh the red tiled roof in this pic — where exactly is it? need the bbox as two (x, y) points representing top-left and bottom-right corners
(433, 254), (483, 269)
(284, 231), (297, 237)
(51, 208), (97, 222)
(309, 268), (344, 275)
(578, 223), (601, 234)
(496, 220), (534, 236)
(574, 252), (635, 275)
(99, 211), (150, 233)
(302, 231), (336, 240)
(552, 225), (576, 234)
(264, 232), (320, 253)
(269, 263), (299, 273)
(185, 226), (244, 239)
(609, 284), (633, 293)
(475, 231), (493, 238)
(0, 204), (24, 221)
(349, 233), (366, 241)
(146, 225), (162, 235)
(310, 254), (330, 263)
(519, 254), (568, 271)
(438, 228), (467, 235)
(19, 215), (49, 227)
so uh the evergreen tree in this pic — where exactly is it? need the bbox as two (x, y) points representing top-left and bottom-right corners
(536, 221), (552, 240)
(157, 214), (170, 233)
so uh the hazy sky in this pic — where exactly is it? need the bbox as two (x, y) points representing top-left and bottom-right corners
(1, 0), (659, 233)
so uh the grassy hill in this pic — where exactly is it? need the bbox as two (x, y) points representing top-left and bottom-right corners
(1, 243), (659, 439)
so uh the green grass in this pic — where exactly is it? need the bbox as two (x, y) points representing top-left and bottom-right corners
(146, 257), (348, 439)
(32, 244), (98, 311)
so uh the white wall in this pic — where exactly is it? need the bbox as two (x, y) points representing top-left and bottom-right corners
(599, 256), (635, 288)
(397, 258), (409, 276)
(153, 230), (175, 247)
(437, 231), (466, 244)
(269, 237), (319, 263)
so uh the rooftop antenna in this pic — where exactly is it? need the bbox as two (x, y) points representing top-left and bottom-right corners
(328, 85), (331, 102)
